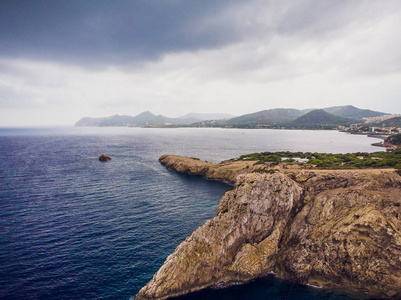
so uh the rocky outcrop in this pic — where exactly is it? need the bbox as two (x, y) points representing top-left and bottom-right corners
(372, 140), (400, 151)
(99, 153), (112, 161)
(158, 154), (256, 185)
(136, 156), (401, 300)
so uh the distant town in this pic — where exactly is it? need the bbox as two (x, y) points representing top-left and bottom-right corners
(337, 114), (401, 150)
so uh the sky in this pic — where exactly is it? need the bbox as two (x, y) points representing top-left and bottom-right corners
(1, 0), (401, 126)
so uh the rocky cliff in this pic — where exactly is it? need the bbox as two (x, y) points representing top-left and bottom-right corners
(135, 155), (401, 300)
(158, 154), (257, 185)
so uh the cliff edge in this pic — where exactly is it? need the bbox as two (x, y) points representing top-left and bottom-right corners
(158, 154), (257, 185)
(136, 155), (401, 299)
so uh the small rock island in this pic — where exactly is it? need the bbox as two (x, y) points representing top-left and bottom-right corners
(99, 153), (112, 161)
(135, 154), (401, 300)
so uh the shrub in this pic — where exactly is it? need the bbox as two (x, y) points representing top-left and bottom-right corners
(235, 150), (400, 170)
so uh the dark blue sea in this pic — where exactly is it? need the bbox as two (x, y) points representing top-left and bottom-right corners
(0, 127), (382, 300)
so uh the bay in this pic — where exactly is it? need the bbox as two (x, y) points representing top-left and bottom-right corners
(0, 127), (382, 299)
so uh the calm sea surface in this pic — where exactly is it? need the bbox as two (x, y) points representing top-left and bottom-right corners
(0, 127), (383, 300)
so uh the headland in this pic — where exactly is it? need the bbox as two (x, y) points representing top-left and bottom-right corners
(136, 154), (401, 300)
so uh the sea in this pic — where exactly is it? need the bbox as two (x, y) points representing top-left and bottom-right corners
(0, 127), (383, 300)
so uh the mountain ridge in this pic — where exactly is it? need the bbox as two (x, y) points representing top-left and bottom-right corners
(324, 105), (385, 120)
(178, 113), (235, 121)
(75, 111), (196, 127)
(75, 106), (390, 128)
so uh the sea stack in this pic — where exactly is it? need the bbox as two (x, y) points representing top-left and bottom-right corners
(98, 153), (112, 161)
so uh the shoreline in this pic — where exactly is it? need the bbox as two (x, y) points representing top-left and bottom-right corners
(136, 155), (401, 300)
(371, 140), (400, 151)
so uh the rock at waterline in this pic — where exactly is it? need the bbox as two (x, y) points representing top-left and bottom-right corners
(99, 153), (112, 161)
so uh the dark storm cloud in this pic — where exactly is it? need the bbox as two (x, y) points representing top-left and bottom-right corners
(0, 0), (246, 66)
(1, 0), (375, 67)
(3, 0), (399, 69)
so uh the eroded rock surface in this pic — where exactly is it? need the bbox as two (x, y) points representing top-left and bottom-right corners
(278, 170), (401, 297)
(136, 156), (401, 300)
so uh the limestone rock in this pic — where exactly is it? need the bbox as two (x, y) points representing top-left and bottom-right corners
(276, 169), (401, 297)
(159, 154), (255, 185)
(135, 156), (401, 300)
(136, 172), (302, 300)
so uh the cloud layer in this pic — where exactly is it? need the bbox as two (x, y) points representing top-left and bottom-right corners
(1, 0), (401, 125)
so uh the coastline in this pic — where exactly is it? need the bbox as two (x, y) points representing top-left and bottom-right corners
(371, 139), (400, 151)
(136, 155), (401, 300)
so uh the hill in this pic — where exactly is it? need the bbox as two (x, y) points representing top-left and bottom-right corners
(198, 106), (385, 128)
(324, 105), (386, 120)
(75, 111), (195, 127)
(225, 108), (304, 126)
(373, 116), (401, 127)
(178, 113), (234, 121)
(289, 109), (352, 129)
(74, 116), (107, 126)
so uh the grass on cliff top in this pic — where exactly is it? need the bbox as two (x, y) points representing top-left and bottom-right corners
(234, 149), (401, 170)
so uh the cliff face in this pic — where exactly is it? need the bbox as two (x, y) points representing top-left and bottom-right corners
(278, 170), (401, 296)
(136, 156), (401, 300)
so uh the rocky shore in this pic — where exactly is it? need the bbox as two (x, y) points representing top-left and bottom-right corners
(372, 140), (400, 151)
(135, 155), (401, 300)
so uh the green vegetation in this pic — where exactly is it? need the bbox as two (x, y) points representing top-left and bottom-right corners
(235, 149), (401, 170)
(241, 153), (282, 166)
(386, 134), (401, 145)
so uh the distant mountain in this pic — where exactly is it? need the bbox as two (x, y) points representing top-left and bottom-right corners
(178, 113), (235, 121)
(75, 111), (195, 127)
(75, 106), (390, 129)
(219, 106), (386, 128)
(323, 105), (387, 120)
(75, 116), (106, 126)
(225, 108), (304, 126)
(290, 109), (352, 128)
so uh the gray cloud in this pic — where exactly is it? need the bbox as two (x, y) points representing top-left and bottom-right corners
(0, 0), (246, 67)
(3, 0), (399, 69)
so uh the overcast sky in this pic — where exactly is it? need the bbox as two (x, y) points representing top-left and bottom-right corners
(1, 0), (401, 126)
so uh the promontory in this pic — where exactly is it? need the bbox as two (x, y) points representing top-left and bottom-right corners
(135, 154), (401, 300)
